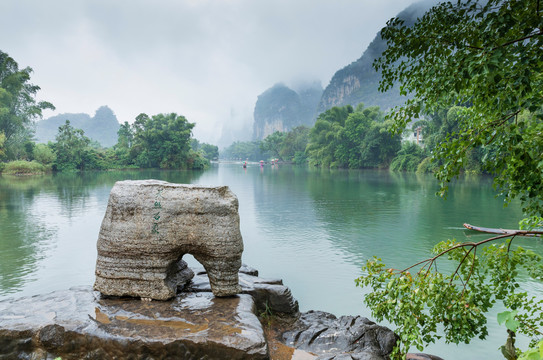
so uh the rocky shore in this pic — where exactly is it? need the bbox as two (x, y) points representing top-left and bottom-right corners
(0, 266), (443, 360)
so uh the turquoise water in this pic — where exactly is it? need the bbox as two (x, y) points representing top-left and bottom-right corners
(0, 163), (541, 359)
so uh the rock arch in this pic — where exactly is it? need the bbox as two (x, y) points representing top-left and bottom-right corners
(94, 180), (243, 300)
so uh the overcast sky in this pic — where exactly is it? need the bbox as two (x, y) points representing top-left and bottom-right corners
(1, 0), (422, 145)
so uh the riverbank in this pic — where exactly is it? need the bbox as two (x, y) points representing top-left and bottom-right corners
(0, 266), (443, 360)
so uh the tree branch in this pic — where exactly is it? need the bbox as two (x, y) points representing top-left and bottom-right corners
(399, 226), (543, 275)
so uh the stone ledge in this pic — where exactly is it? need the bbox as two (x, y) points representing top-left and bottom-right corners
(0, 287), (268, 360)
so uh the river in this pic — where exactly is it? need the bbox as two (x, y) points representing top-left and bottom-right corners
(0, 163), (541, 359)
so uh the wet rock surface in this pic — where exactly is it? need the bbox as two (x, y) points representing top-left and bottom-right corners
(0, 286), (267, 360)
(0, 266), (444, 360)
(282, 311), (399, 360)
(188, 266), (299, 315)
(94, 180), (244, 300)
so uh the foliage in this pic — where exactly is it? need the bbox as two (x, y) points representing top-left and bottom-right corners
(306, 104), (401, 168)
(360, 0), (543, 357)
(416, 157), (439, 174)
(0, 131), (5, 160)
(191, 139), (219, 161)
(390, 142), (425, 172)
(220, 140), (266, 162)
(129, 113), (195, 169)
(374, 0), (543, 215)
(260, 131), (286, 161)
(0, 50), (54, 160)
(279, 126), (310, 164)
(32, 143), (56, 165)
(52, 120), (91, 171)
(306, 105), (352, 167)
(357, 231), (543, 359)
(2, 160), (48, 174)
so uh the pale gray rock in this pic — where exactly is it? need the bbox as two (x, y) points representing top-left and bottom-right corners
(94, 180), (243, 300)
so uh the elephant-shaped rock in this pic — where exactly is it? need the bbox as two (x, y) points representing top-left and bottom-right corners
(94, 180), (243, 300)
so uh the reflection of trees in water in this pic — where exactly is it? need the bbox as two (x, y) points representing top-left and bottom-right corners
(248, 167), (526, 270)
(0, 177), (57, 294)
(0, 169), (206, 296)
(307, 169), (526, 268)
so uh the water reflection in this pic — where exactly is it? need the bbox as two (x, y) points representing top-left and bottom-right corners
(0, 170), (205, 297)
(0, 165), (540, 360)
(0, 176), (58, 294)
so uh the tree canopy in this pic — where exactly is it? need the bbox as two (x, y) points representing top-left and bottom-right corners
(0, 50), (54, 159)
(360, 0), (543, 358)
(375, 0), (543, 215)
(306, 104), (400, 168)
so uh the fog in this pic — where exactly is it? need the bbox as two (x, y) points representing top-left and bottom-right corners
(1, 0), (423, 145)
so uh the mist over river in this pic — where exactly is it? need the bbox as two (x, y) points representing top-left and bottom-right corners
(1, 163), (541, 359)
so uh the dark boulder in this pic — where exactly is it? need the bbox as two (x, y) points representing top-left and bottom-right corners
(282, 310), (399, 360)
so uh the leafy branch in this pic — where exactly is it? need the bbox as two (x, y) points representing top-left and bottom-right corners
(357, 223), (543, 359)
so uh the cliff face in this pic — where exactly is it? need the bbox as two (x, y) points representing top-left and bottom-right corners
(317, 0), (433, 114)
(251, 1), (433, 140)
(253, 83), (322, 140)
(35, 105), (120, 147)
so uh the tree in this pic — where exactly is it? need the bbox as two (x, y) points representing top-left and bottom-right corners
(114, 121), (134, 165)
(306, 105), (353, 168)
(0, 50), (54, 160)
(360, 0), (543, 358)
(130, 113), (195, 169)
(191, 139), (219, 161)
(306, 104), (400, 169)
(260, 131), (286, 161)
(0, 132), (5, 160)
(279, 125), (310, 164)
(53, 120), (91, 171)
(220, 140), (266, 161)
(374, 0), (543, 215)
(32, 143), (56, 166)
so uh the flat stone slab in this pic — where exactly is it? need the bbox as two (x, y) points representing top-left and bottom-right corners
(0, 286), (268, 360)
(188, 267), (299, 315)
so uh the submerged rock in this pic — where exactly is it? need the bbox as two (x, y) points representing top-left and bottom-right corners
(94, 180), (244, 300)
(0, 287), (268, 360)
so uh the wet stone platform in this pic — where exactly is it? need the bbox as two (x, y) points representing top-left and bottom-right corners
(0, 287), (268, 360)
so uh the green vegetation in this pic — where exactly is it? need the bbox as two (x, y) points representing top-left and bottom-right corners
(0, 50), (54, 161)
(306, 104), (400, 168)
(52, 120), (91, 171)
(220, 140), (267, 162)
(2, 160), (47, 174)
(0, 50), (213, 173)
(191, 139), (219, 161)
(358, 0), (543, 358)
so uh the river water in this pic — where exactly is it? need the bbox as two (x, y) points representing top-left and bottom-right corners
(0, 163), (541, 359)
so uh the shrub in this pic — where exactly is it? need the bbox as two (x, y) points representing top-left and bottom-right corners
(2, 160), (48, 174)
(33, 144), (56, 165)
(390, 142), (425, 172)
